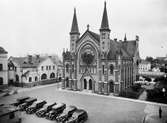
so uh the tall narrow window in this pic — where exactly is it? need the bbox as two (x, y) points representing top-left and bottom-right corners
(0, 64), (3, 71)
(110, 64), (114, 74)
(66, 64), (69, 73)
(102, 65), (105, 74)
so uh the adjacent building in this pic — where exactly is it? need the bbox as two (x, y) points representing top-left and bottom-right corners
(138, 60), (151, 73)
(62, 2), (140, 95)
(8, 55), (62, 87)
(0, 47), (8, 86)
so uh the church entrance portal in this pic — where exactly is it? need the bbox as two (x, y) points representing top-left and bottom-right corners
(109, 80), (114, 93)
(84, 79), (87, 89)
(89, 79), (92, 90)
(83, 77), (93, 90)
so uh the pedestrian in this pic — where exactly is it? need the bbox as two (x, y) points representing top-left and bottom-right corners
(159, 106), (162, 118)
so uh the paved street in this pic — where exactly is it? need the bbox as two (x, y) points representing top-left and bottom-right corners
(0, 84), (167, 123)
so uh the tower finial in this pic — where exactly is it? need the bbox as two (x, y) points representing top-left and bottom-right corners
(100, 1), (110, 32)
(70, 7), (80, 35)
(87, 24), (90, 31)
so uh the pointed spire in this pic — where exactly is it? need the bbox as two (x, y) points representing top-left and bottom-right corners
(124, 33), (127, 41)
(100, 1), (110, 32)
(70, 8), (80, 35)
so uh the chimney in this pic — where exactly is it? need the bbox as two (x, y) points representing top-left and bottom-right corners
(28, 55), (32, 63)
(36, 55), (40, 62)
(114, 38), (117, 41)
(136, 35), (139, 41)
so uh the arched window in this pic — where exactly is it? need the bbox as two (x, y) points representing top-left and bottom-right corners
(66, 64), (69, 73)
(84, 79), (87, 89)
(35, 76), (38, 81)
(50, 72), (55, 78)
(0, 77), (3, 85)
(29, 77), (32, 82)
(16, 75), (19, 82)
(110, 64), (114, 74)
(41, 73), (47, 80)
(89, 79), (92, 90)
(102, 65), (105, 74)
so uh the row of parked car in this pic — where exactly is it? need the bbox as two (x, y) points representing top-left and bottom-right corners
(11, 96), (88, 123)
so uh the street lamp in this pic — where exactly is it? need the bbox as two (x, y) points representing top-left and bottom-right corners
(162, 88), (166, 97)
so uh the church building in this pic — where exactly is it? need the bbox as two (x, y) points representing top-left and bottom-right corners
(62, 2), (140, 95)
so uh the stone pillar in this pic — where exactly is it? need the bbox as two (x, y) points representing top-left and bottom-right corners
(61, 78), (65, 89)
(73, 79), (77, 91)
(104, 81), (109, 95)
(69, 79), (72, 90)
(114, 82), (119, 95)
(92, 80), (95, 93)
(98, 81), (102, 94)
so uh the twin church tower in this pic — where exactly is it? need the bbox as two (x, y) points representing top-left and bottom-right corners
(62, 2), (140, 95)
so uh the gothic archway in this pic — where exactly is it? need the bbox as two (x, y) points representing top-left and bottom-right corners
(84, 79), (87, 89)
(50, 72), (55, 78)
(109, 80), (114, 92)
(41, 73), (47, 80)
(89, 79), (92, 90)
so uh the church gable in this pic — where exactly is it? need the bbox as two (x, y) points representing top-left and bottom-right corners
(76, 30), (100, 52)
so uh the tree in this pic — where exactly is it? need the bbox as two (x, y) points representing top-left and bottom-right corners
(145, 56), (153, 63)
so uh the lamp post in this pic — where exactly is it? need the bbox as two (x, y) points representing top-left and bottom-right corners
(162, 88), (166, 97)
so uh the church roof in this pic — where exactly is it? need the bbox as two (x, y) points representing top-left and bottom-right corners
(0, 46), (8, 54)
(100, 2), (110, 32)
(76, 30), (100, 43)
(107, 40), (131, 60)
(88, 31), (100, 42)
(70, 8), (80, 35)
(122, 40), (137, 57)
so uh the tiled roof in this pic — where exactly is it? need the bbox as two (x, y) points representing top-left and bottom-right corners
(88, 31), (100, 42)
(10, 56), (46, 68)
(121, 40), (137, 57)
(107, 40), (131, 60)
(0, 46), (8, 54)
(10, 55), (62, 68)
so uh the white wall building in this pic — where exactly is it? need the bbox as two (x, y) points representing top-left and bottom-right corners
(139, 60), (151, 73)
(0, 47), (8, 85)
(8, 55), (62, 87)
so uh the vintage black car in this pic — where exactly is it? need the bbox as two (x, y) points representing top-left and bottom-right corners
(26, 100), (47, 114)
(12, 96), (30, 106)
(56, 105), (77, 122)
(45, 103), (66, 120)
(36, 102), (57, 117)
(18, 98), (37, 111)
(65, 109), (88, 123)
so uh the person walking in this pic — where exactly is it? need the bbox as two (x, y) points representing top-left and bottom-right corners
(159, 106), (162, 118)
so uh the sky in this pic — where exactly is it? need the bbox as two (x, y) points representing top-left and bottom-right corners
(0, 0), (167, 59)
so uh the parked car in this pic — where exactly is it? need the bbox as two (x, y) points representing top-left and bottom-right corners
(65, 109), (88, 123)
(45, 103), (66, 120)
(18, 98), (37, 111)
(12, 96), (30, 106)
(26, 100), (47, 114)
(36, 102), (57, 117)
(56, 105), (77, 122)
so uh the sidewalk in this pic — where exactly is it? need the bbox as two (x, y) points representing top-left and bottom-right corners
(144, 104), (167, 123)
